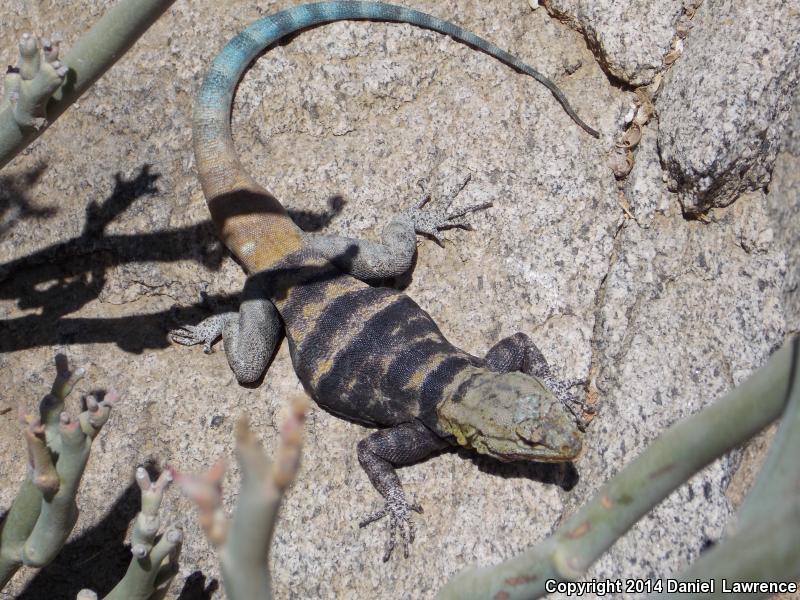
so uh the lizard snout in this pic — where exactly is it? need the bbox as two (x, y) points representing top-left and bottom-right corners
(516, 418), (583, 461)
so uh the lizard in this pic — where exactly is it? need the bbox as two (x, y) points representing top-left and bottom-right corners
(171, 1), (595, 561)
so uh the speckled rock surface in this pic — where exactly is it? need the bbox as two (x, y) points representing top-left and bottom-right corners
(0, 1), (794, 599)
(582, 191), (786, 587)
(765, 90), (800, 333)
(622, 118), (671, 226)
(658, 0), (800, 214)
(540, 0), (687, 86)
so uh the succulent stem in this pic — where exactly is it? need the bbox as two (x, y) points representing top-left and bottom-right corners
(176, 396), (308, 600)
(0, 356), (115, 587)
(0, 0), (177, 169)
(103, 469), (182, 600)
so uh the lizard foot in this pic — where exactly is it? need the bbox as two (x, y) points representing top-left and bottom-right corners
(359, 497), (423, 561)
(545, 376), (594, 431)
(406, 174), (492, 246)
(169, 314), (227, 354)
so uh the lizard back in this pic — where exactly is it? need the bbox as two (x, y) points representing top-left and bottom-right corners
(262, 251), (480, 427)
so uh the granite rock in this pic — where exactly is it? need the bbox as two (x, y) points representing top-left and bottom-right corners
(541, 0), (687, 86)
(658, 0), (800, 213)
(0, 1), (795, 599)
(765, 90), (800, 333)
(582, 192), (786, 589)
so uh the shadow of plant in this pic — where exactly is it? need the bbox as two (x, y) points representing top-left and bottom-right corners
(176, 571), (220, 600)
(0, 164), (346, 354)
(0, 164), (56, 238)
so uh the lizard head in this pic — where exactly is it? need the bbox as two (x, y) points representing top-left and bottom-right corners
(437, 370), (582, 463)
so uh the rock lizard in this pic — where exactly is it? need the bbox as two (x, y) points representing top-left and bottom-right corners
(171, 1), (593, 561)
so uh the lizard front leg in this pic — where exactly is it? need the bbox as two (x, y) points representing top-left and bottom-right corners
(170, 276), (283, 384)
(484, 332), (590, 427)
(357, 421), (450, 561)
(305, 175), (491, 281)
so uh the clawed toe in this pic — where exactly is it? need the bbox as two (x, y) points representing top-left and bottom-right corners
(169, 314), (226, 353)
(405, 175), (491, 244)
(169, 327), (197, 344)
(169, 328), (215, 353)
(446, 201), (493, 224)
(359, 498), (422, 562)
(548, 380), (592, 430)
(358, 506), (388, 527)
(169, 329), (211, 353)
(414, 224), (446, 247)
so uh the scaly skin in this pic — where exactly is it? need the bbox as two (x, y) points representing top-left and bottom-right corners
(178, 1), (591, 561)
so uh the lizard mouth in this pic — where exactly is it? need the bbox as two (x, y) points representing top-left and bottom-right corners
(515, 424), (583, 461)
(489, 447), (574, 464)
(515, 433), (582, 462)
(472, 436), (574, 464)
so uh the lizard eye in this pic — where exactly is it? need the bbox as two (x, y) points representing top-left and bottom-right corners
(515, 419), (544, 444)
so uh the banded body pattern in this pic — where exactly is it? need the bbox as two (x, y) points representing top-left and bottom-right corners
(265, 251), (479, 428)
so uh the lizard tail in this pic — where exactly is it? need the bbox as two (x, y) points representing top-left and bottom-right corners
(194, 1), (599, 271)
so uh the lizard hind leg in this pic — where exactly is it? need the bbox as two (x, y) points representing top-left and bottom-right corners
(357, 421), (449, 561)
(484, 332), (591, 428)
(170, 277), (283, 384)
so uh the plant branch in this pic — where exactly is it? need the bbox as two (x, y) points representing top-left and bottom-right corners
(0, 356), (116, 589)
(0, 0), (177, 170)
(175, 396), (308, 600)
